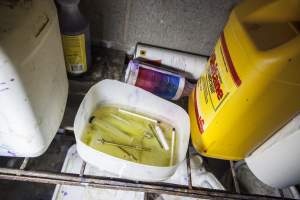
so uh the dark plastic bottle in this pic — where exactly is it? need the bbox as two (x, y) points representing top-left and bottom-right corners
(56, 0), (91, 76)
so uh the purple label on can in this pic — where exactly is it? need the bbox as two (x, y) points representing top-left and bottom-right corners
(132, 63), (182, 100)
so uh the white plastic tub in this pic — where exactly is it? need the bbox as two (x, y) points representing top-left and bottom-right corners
(74, 79), (190, 181)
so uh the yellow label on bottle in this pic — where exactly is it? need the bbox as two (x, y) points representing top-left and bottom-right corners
(62, 34), (87, 74)
(194, 33), (241, 133)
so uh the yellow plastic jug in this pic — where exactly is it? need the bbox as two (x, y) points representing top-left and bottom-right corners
(188, 0), (300, 160)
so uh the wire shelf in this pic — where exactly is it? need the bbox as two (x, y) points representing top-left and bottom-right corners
(0, 48), (294, 200)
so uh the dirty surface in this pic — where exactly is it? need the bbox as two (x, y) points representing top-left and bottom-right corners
(60, 46), (126, 129)
(0, 134), (75, 200)
(0, 46), (287, 200)
(0, 46), (231, 200)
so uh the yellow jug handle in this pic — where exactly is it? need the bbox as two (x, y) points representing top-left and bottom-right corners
(260, 35), (300, 60)
(235, 0), (300, 60)
(239, 0), (300, 23)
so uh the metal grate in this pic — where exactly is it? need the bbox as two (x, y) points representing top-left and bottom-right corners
(0, 146), (287, 200)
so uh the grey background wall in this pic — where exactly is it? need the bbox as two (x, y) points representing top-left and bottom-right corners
(80, 0), (240, 56)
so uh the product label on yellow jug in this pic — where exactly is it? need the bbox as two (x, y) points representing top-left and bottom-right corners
(62, 34), (87, 74)
(194, 32), (241, 133)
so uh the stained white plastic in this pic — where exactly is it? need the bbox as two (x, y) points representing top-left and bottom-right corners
(51, 145), (144, 200)
(52, 145), (224, 200)
(0, 0), (68, 157)
(246, 114), (300, 188)
(74, 79), (190, 181)
(189, 155), (225, 190)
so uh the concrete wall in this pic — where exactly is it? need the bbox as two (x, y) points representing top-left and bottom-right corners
(80, 0), (240, 56)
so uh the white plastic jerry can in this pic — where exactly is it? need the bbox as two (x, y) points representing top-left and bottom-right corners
(246, 114), (300, 188)
(0, 0), (68, 157)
